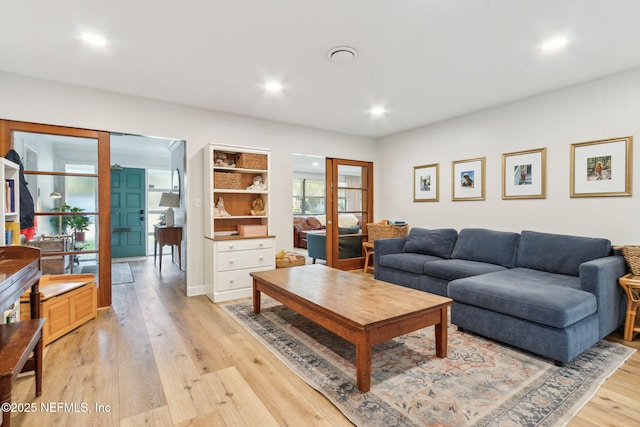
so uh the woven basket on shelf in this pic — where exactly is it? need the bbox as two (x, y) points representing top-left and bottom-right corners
(214, 172), (242, 189)
(620, 245), (640, 276)
(366, 223), (409, 242)
(236, 153), (267, 170)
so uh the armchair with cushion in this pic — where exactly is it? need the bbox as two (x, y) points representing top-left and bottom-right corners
(307, 226), (363, 263)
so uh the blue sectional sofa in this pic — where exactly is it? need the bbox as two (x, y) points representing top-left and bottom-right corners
(374, 228), (627, 364)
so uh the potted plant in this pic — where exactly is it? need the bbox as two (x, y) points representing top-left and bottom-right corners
(68, 207), (92, 241)
(49, 204), (93, 239)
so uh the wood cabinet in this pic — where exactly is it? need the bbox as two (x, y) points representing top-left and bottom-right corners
(20, 274), (97, 345)
(203, 144), (275, 303)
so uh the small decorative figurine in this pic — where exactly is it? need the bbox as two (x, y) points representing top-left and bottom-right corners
(214, 152), (236, 168)
(251, 198), (265, 216)
(214, 197), (231, 217)
(246, 175), (267, 191)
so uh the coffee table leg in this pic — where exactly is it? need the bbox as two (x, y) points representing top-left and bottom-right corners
(435, 306), (448, 358)
(355, 339), (372, 392)
(253, 279), (261, 314)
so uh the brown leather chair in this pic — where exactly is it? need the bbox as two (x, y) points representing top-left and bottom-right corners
(293, 216), (325, 248)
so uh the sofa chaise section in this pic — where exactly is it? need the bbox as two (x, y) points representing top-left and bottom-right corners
(448, 230), (626, 363)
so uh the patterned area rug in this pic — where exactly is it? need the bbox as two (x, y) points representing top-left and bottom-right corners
(222, 298), (635, 427)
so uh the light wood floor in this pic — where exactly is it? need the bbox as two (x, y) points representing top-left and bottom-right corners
(9, 258), (640, 426)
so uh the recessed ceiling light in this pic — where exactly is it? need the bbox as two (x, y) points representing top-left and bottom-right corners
(370, 106), (386, 116)
(541, 36), (568, 51)
(328, 46), (358, 64)
(265, 82), (283, 92)
(81, 32), (108, 47)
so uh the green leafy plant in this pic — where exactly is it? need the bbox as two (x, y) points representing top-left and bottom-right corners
(68, 207), (92, 233)
(50, 204), (92, 235)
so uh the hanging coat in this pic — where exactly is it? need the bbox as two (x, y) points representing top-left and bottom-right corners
(4, 149), (35, 230)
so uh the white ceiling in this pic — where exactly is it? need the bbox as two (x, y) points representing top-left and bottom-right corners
(2, 1), (640, 138)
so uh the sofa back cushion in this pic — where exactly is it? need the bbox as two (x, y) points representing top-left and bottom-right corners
(402, 228), (458, 259)
(450, 228), (520, 268)
(515, 230), (611, 276)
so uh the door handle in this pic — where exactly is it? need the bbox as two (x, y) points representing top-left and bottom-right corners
(139, 209), (145, 214)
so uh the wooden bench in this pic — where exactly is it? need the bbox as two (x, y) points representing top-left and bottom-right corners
(0, 319), (45, 427)
(20, 274), (96, 345)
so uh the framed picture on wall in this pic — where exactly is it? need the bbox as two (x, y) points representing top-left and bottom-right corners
(502, 148), (547, 199)
(452, 157), (485, 201)
(413, 163), (439, 202)
(570, 136), (633, 197)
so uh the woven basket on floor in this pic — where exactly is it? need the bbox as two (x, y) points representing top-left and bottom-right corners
(621, 245), (640, 276)
(366, 223), (409, 242)
(276, 255), (306, 268)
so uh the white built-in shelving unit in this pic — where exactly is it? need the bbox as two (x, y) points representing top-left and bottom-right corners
(203, 143), (275, 303)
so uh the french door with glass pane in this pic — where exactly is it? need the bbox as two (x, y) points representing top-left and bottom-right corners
(0, 120), (112, 307)
(325, 158), (374, 270)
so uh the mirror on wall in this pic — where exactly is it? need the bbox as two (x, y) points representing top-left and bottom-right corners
(172, 168), (181, 201)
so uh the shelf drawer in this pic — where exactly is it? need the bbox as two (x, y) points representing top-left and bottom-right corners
(216, 238), (274, 252)
(216, 270), (250, 292)
(217, 249), (274, 272)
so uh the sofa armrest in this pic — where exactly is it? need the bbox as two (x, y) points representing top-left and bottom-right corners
(579, 255), (627, 338)
(373, 237), (405, 271)
(293, 224), (303, 247)
(374, 237), (406, 256)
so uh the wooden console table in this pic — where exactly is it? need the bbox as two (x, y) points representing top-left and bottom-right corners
(0, 246), (43, 427)
(154, 225), (182, 272)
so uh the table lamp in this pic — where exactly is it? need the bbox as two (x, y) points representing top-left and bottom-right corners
(159, 192), (180, 227)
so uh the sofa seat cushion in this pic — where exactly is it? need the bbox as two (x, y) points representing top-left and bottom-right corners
(450, 228), (520, 268)
(402, 228), (458, 259)
(379, 253), (442, 275)
(448, 268), (595, 328)
(422, 259), (507, 281)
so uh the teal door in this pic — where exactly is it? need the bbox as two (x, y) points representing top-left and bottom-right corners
(111, 168), (146, 258)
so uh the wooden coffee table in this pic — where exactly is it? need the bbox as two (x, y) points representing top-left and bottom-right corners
(251, 264), (453, 392)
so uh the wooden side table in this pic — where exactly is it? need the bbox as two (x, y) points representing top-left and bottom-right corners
(154, 225), (183, 272)
(362, 241), (374, 273)
(1, 319), (45, 427)
(618, 273), (640, 341)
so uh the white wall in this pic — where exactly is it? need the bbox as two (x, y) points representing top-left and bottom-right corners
(0, 72), (377, 296)
(378, 67), (640, 245)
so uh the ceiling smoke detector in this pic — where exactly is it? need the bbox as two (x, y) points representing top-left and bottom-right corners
(328, 46), (358, 64)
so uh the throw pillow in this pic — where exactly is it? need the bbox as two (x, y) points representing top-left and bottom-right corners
(315, 215), (327, 227)
(338, 214), (359, 228)
(402, 228), (458, 259)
